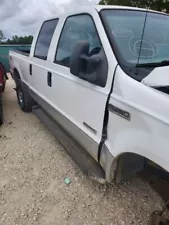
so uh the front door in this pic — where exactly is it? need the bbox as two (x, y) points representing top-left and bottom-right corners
(49, 12), (117, 160)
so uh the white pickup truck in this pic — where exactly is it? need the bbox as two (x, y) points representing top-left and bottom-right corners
(9, 5), (169, 183)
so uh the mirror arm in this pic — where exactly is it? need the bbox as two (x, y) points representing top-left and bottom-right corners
(80, 54), (100, 64)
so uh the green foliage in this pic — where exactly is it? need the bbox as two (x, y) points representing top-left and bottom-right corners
(99, 0), (169, 12)
(0, 31), (33, 45)
(5, 35), (33, 45)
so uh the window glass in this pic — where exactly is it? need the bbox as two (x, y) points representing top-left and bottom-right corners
(34, 19), (58, 60)
(101, 10), (169, 66)
(101, 10), (146, 65)
(55, 15), (102, 67)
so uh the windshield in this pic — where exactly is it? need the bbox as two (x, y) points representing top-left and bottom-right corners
(101, 10), (169, 67)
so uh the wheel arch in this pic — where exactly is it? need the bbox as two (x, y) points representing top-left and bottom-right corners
(100, 145), (155, 183)
(13, 68), (22, 87)
(13, 68), (21, 79)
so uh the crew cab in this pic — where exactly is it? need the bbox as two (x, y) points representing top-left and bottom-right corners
(9, 5), (169, 183)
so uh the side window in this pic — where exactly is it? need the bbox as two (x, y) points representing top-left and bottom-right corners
(55, 15), (102, 67)
(34, 19), (58, 60)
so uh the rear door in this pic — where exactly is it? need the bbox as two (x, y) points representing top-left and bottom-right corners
(48, 11), (117, 160)
(29, 19), (59, 105)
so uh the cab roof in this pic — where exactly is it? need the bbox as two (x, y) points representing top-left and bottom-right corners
(96, 5), (166, 14)
(45, 5), (167, 22)
(96, 5), (148, 11)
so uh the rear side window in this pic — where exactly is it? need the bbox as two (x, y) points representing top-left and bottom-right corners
(34, 19), (58, 60)
(55, 15), (102, 67)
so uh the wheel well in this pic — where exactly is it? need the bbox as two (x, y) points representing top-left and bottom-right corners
(112, 152), (146, 183)
(13, 69), (21, 87)
(13, 68), (21, 79)
(112, 152), (167, 183)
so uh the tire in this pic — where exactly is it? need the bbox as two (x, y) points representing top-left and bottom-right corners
(2, 81), (6, 92)
(16, 81), (34, 112)
(0, 95), (3, 126)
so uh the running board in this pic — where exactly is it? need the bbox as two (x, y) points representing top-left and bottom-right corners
(32, 106), (106, 184)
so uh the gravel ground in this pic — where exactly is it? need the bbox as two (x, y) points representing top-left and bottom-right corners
(0, 78), (165, 225)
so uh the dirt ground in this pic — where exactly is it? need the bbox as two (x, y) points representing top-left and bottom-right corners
(0, 78), (165, 225)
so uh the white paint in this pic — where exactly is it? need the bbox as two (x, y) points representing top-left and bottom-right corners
(10, 5), (169, 179)
(142, 66), (169, 87)
(106, 66), (169, 173)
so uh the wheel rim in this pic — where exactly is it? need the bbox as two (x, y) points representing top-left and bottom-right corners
(18, 89), (24, 108)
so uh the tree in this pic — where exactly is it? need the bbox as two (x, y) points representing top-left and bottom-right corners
(12, 35), (19, 44)
(5, 35), (33, 45)
(0, 30), (33, 45)
(99, 0), (169, 12)
(0, 30), (5, 43)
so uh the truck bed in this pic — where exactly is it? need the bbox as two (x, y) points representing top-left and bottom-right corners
(9, 49), (32, 83)
(11, 49), (30, 57)
(0, 45), (31, 72)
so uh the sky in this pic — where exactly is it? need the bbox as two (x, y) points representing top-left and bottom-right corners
(0, 0), (99, 39)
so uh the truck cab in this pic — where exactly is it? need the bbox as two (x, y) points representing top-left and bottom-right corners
(9, 5), (169, 183)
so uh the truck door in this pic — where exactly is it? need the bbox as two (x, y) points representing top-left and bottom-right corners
(29, 19), (59, 104)
(48, 12), (117, 161)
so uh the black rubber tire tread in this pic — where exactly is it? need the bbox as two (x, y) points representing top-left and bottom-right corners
(0, 95), (3, 126)
(16, 80), (34, 113)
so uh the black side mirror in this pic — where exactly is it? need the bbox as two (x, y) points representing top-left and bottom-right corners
(70, 41), (108, 87)
(70, 41), (89, 76)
